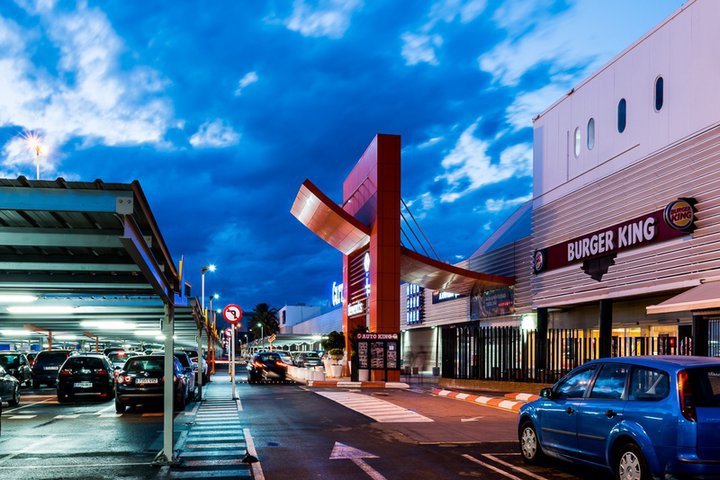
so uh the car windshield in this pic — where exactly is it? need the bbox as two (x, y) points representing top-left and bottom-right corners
(108, 352), (128, 363)
(35, 352), (70, 366)
(0, 354), (21, 367)
(257, 353), (281, 362)
(688, 367), (720, 406)
(125, 358), (164, 373)
(278, 353), (292, 363)
(303, 353), (320, 359)
(185, 351), (198, 359)
(65, 357), (104, 369)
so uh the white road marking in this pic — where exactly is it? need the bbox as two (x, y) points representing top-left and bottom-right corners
(244, 427), (265, 480)
(483, 454), (549, 480)
(7, 415), (37, 419)
(460, 416), (484, 422)
(316, 391), (434, 423)
(0, 434), (56, 465)
(462, 454), (524, 480)
(2, 396), (54, 415)
(330, 442), (386, 480)
(54, 414), (80, 419)
(99, 413), (123, 418)
(170, 470), (251, 478)
(236, 398), (243, 411)
(95, 404), (116, 415)
(0, 462), (153, 470)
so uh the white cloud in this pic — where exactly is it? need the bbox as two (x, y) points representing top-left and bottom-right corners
(404, 191), (436, 219)
(505, 83), (567, 131)
(284, 0), (363, 39)
(234, 71), (259, 96)
(0, 3), (175, 176)
(189, 120), (240, 148)
(484, 193), (532, 212)
(401, 33), (442, 66)
(435, 121), (531, 202)
(401, 0), (487, 66)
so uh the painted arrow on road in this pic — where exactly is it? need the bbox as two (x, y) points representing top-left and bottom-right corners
(330, 442), (386, 480)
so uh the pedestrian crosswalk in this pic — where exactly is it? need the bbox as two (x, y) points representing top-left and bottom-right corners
(170, 398), (252, 479)
(315, 391), (434, 423)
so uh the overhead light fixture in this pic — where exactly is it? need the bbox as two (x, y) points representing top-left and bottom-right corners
(0, 294), (38, 304)
(0, 329), (33, 337)
(134, 330), (163, 337)
(80, 320), (136, 330)
(55, 334), (79, 340)
(6, 305), (76, 314)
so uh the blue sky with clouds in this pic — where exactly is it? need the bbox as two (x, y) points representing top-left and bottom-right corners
(0, 0), (683, 312)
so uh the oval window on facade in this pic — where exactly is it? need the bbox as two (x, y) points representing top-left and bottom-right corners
(574, 127), (581, 157)
(655, 76), (664, 111)
(618, 98), (627, 133)
(587, 118), (595, 150)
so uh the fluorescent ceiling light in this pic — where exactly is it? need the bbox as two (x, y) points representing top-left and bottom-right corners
(80, 320), (136, 330)
(55, 334), (79, 340)
(0, 329), (33, 337)
(6, 305), (76, 314)
(135, 330), (163, 337)
(155, 335), (166, 341)
(0, 294), (38, 304)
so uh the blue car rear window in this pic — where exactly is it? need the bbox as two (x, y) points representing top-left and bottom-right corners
(629, 367), (669, 401)
(689, 367), (720, 406)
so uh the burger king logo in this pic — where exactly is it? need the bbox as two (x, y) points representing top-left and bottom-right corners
(663, 198), (696, 231)
(533, 250), (546, 274)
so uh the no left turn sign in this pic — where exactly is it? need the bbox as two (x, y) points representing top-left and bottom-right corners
(222, 304), (243, 324)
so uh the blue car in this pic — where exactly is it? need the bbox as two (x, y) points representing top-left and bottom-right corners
(518, 356), (720, 480)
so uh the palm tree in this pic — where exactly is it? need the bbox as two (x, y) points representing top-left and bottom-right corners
(249, 303), (279, 340)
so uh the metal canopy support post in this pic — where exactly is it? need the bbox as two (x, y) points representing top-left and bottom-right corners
(158, 301), (175, 465)
(599, 300), (613, 358)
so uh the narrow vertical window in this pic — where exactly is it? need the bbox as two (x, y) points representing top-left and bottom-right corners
(655, 76), (664, 111)
(574, 127), (581, 157)
(618, 98), (627, 133)
(587, 118), (595, 150)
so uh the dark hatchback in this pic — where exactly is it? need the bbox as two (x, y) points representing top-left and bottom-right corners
(57, 354), (114, 402)
(0, 351), (32, 387)
(114, 355), (186, 413)
(247, 351), (288, 383)
(0, 364), (20, 406)
(31, 350), (72, 388)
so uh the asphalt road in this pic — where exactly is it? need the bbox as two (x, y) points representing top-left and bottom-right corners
(241, 381), (611, 480)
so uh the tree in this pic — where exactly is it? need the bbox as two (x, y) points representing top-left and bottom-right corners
(248, 303), (279, 339)
(321, 330), (345, 351)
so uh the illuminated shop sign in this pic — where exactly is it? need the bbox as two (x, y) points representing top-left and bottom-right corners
(347, 248), (370, 318)
(406, 283), (423, 325)
(533, 198), (697, 275)
(331, 282), (344, 306)
(470, 286), (515, 320)
(431, 291), (467, 304)
(348, 301), (364, 317)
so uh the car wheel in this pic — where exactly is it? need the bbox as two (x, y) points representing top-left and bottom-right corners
(519, 420), (544, 464)
(614, 442), (650, 480)
(115, 398), (125, 413)
(8, 386), (20, 406)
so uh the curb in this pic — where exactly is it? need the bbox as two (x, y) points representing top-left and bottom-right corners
(431, 388), (525, 412)
(303, 379), (410, 389)
(504, 392), (540, 402)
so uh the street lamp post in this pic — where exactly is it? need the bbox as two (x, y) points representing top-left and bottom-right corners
(208, 293), (219, 375)
(199, 264), (216, 400)
(257, 322), (264, 350)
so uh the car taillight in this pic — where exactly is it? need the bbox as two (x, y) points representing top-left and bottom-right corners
(678, 370), (696, 422)
(94, 369), (108, 375)
(59, 369), (73, 376)
(253, 361), (263, 368)
(276, 360), (287, 367)
(117, 375), (132, 384)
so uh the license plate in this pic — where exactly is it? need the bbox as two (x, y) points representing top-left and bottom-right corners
(74, 382), (93, 388)
(45, 366), (59, 370)
(135, 378), (158, 384)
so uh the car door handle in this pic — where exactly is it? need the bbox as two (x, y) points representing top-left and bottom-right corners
(565, 407), (575, 414)
(605, 409), (618, 418)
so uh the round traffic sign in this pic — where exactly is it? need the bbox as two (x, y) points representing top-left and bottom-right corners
(222, 304), (243, 324)
(225, 327), (232, 338)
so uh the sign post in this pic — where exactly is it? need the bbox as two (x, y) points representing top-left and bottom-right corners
(222, 304), (243, 400)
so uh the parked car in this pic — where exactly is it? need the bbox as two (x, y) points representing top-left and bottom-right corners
(107, 350), (138, 370)
(247, 351), (288, 383)
(31, 350), (72, 388)
(103, 347), (125, 356)
(114, 355), (186, 413)
(57, 353), (114, 402)
(277, 351), (294, 366)
(0, 351), (32, 387)
(181, 349), (208, 383)
(26, 352), (38, 367)
(173, 351), (196, 401)
(518, 355), (720, 480)
(295, 351), (322, 368)
(0, 364), (20, 406)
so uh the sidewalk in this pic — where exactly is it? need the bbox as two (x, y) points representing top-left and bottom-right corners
(164, 374), (262, 480)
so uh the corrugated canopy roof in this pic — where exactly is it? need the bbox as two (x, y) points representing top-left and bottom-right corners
(646, 281), (720, 315)
(0, 177), (217, 348)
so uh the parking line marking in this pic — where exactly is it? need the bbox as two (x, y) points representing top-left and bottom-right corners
(95, 404), (116, 415)
(184, 443), (246, 449)
(180, 450), (242, 457)
(236, 399), (243, 411)
(244, 428), (265, 480)
(8, 415), (37, 419)
(0, 434), (55, 465)
(462, 454), (523, 480)
(100, 413), (123, 418)
(54, 414), (80, 419)
(482, 454), (549, 480)
(2, 396), (54, 415)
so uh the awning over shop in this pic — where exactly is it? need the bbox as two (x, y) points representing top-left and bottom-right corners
(646, 281), (720, 315)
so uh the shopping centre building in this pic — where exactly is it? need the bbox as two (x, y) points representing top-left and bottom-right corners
(292, 0), (720, 382)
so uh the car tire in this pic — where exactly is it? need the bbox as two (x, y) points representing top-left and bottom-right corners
(519, 420), (545, 464)
(8, 386), (19, 406)
(614, 442), (650, 480)
(115, 398), (125, 413)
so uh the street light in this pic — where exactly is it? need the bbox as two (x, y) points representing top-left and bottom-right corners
(208, 293), (219, 375)
(199, 264), (216, 397)
(257, 322), (264, 349)
(23, 131), (48, 181)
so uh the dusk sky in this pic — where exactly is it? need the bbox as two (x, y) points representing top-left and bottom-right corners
(0, 0), (683, 313)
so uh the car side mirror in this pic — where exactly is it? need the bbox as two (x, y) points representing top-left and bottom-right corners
(540, 387), (554, 399)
